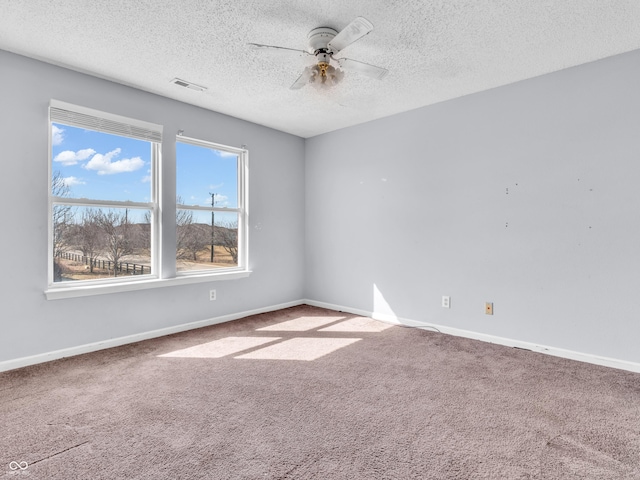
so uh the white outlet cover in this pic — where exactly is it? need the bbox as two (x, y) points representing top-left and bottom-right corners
(209, 290), (216, 301)
(442, 296), (450, 308)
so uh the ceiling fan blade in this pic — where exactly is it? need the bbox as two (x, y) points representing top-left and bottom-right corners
(337, 58), (388, 80)
(327, 17), (374, 53)
(290, 67), (313, 90)
(247, 43), (311, 57)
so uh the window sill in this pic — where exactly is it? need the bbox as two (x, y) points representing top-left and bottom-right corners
(45, 270), (252, 300)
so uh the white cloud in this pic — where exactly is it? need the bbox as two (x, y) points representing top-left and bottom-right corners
(84, 148), (145, 175)
(52, 125), (65, 146)
(62, 176), (85, 187)
(217, 151), (237, 159)
(53, 148), (96, 166)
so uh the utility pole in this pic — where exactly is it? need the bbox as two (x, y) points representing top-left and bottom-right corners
(209, 192), (215, 262)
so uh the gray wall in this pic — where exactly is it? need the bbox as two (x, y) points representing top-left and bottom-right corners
(0, 50), (305, 364)
(4, 46), (640, 368)
(305, 49), (640, 364)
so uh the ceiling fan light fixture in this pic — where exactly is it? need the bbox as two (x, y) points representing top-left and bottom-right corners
(308, 63), (344, 89)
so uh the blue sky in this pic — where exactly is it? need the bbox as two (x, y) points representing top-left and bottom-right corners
(51, 123), (238, 214)
(175, 140), (238, 209)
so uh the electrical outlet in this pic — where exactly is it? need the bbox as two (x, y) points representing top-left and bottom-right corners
(209, 289), (217, 301)
(485, 302), (493, 315)
(442, 296), (450, 308)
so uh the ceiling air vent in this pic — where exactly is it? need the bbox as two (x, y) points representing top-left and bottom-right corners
(171, 78), (207, 92)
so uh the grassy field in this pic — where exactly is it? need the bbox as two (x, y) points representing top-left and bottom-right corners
(176, 246), (235, 272)
(57, 246), (235, 281)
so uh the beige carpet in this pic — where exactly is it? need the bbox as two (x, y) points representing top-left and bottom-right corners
(1, 305), (639, 479)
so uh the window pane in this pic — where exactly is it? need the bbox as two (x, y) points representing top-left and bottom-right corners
(53, 206), (152, 283)
(176, 141), (238, 209)
(51, 123), (152, 203)
(176, 210), (239, 272)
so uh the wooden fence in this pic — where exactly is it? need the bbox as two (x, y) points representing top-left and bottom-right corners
(56, 252), (148, 275)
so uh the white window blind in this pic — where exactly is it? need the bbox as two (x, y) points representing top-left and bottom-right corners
(49, 99), (162, 143)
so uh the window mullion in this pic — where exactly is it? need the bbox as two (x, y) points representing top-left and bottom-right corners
(176, 205), (241, 214)
(52, 197), (153, 209)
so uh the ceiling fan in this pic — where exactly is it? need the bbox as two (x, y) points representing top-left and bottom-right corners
(249, 16), (388, 90)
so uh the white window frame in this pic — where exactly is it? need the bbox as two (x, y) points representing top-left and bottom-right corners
(175, 135), (249, 277)
(45, 101), (250, 301)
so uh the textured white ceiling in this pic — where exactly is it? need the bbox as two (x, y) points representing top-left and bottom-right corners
(2, 1), (640, 138)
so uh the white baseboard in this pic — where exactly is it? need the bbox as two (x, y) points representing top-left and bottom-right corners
(4, 298), (639, 375)
(0, 299), (305, 373)
(304, 299), (640, 374)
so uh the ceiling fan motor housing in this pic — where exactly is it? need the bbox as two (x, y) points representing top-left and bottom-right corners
(307, 27), (338, 54)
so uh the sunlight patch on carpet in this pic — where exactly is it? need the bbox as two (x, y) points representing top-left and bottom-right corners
(256, 316), (346, 332)
(319, 317), (393, 333)
(234, 337), (362, 361)
(158, 336), (281, 359)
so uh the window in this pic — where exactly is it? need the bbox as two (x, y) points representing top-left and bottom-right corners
(49, 100), (161, 286)
(176, 136), (248, 275)
(47, 100), (249, 299)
